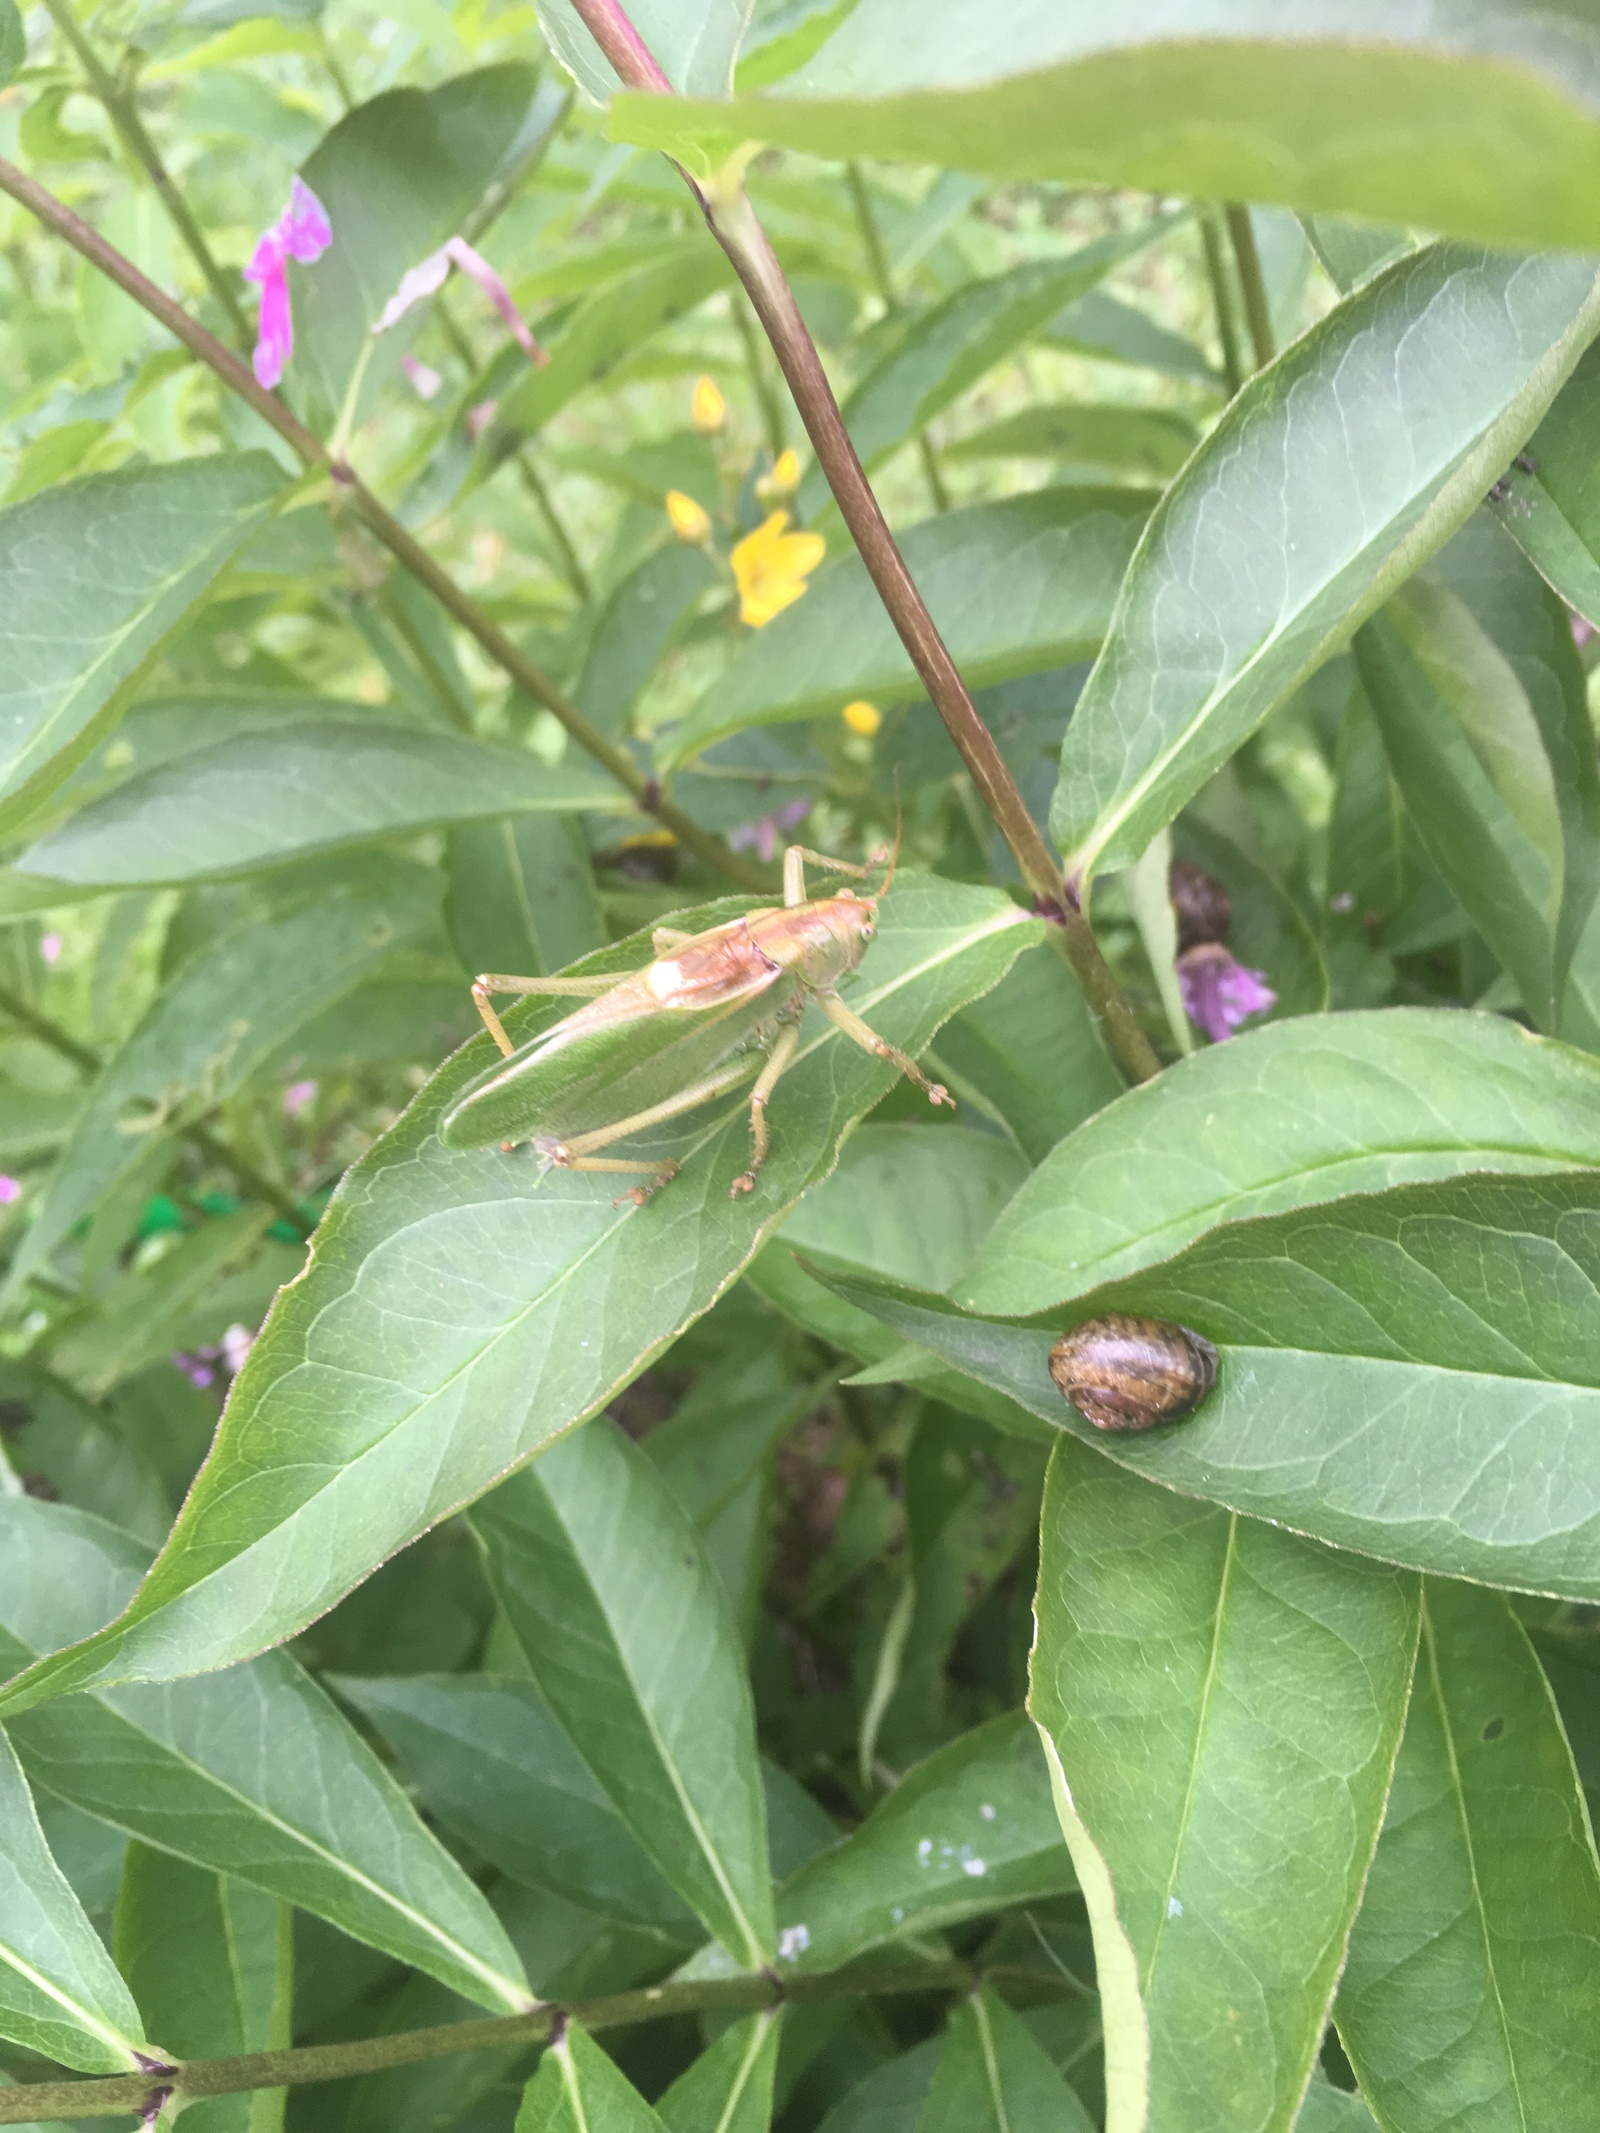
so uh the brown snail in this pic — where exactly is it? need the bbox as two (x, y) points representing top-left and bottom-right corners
(1049, 1314), (1218, 1432)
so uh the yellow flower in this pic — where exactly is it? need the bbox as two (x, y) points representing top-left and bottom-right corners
(841, 699), (882, 738)
(731, 511), (825, 628)
(691, 375), (726, 435)
(665, 489), (712, 543)
(756, 448), (801, 499)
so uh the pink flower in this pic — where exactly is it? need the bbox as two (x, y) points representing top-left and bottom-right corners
(244, 177), (333, 389)
(729, 798), (811, 864)
(401, 353), (444, 400)
(38, 933), (61, 964)
(466, 398), (499, 441)
(0, 1176), (20, 1205)
(374, 237), (546, 366)
(1178, 944), (1277, 1043)
(282, 1078), (318, 1118)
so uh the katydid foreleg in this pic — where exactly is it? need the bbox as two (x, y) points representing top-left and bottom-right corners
(782, 844), (883, 906)
(815, 991), (954, 1108)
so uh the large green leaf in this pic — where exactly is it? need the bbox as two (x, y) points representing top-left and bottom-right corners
(958, 1009), (1600, 1317)
(10, 872), (437, 1287)
(613, 6), (1600, 252)
(0, 1727), (149, 2075)
(292, 65), (541, 424)
(114, 1848), (289, 2133)
(0, 457), (287, 833)
(445, 815), (606, 983)
(0, 879), (1039, 1715)
(332, 1672), (695, 1931)
(1031, 1439), (1419, 2133)
(0, 1501), (532, 2012)
(944, 403), (1199, 485)
(516, 2017), (666, 2133)
(1048, 246), (1600, 886)
(18, 724), (620, 885)
(572, 542), (718, 739)
(836, 1169), (1600, 1600)
(1337, 1582), (1600, 2128)
(766, 1711), (1073, 1975)
(793, 227), (1175, 519)
(663, 489), (1147, 764)
(920, 1986), (1094, 2133)
(473, 1422), (775, 1967)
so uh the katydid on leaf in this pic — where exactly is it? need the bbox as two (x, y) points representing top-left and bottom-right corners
(440, 841), (953, 1202)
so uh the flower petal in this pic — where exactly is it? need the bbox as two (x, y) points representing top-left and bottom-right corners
(446, 239), (545, 365)
(281, 177), (332, 263)
(374, 246), (453, 335)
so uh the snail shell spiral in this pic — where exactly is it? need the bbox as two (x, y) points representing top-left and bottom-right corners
(1048, 1314), (1218, 1432)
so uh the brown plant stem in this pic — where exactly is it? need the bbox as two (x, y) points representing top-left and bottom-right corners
(39, 0), (252, 346)
(0, 154), (767, 893)
(564, 0), (1158, 1080)
(0, 984), (312, 1237)
(0, 1961), (1074, 2124)
(1224, 203), (1276, 371)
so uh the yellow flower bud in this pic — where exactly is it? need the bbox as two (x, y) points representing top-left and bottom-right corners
(665, 489), (712, 543)
(756, 448), (802, 500)
(841, 699), (882, 738)
(691, 376), (726, 435)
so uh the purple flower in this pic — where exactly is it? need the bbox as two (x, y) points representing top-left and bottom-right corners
(1178, 943), (1277, 1043)
(0, 1176), (20, 1206)
(282, 1077), (318, 1118)
(172, 1346), (220, 1390)
(729, 797), (811, 864)
(38, 932), (62, 965)
(244, 177), (333, 389)
(374, 237), (546, 365)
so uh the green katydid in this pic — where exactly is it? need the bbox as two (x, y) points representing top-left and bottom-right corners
(440, 840), (953, 1202)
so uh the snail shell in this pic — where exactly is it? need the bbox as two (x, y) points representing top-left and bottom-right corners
(1049, 1314), (1218, 1432)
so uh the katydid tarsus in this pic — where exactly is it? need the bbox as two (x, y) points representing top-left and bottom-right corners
(440, 841), (953, 1202)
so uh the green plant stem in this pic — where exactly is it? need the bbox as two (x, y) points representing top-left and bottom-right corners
(844, 160), (948, 512)
(39, 0), (252, 347)
(0, 1961), (1073, 2124)
(0, 983), (312, 1237)
(731, 290), (787, 458)
(1199, 208), (1245, 397)
(0, 154), (768, 894)
(1225, 202), (1276, 371)
(559, 2), (1157, 1080)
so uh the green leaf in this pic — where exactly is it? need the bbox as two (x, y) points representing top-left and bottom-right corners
(1356, 580), (1564, 1025)
(0, 1726), (148, 2074)
(573, 543), (719, 740)
(113, 1848), (290, 2133)
(1045, 289), (1218, 385)
(663, 489), (1148, 764)
(500, 243), (733, 433)
(517, 2016), (667, 2133)
(1031, 1440), (1420, 2133)
(1293, 2070), (1377, 2132)
(813, 2043), (939, 2133)
(0, 878), (1038, 1718)
(793, 227), (1177, 519)
(332, 1672), (696, 1931)
(10, 874), (437, 1286)
(612, 9), (1600, 253)
(944, 404), (1198, 485)
(18, 724), (621, 886)
(1048, 246), (1600, 885)
(0, 456), (288, 833)
(473, 1420), (775, 1967)
(768, 1711), (1073, 1975)
(0, 1500), (532, 2012)
(0, 0), (23, 88)
(1495, 337), (1600, 628)
(919, 1985), (1094, 2133)
(776, 1124), (1029, 1296)
(658, 2010), (781, 2133)
(539, 0), (752, 104)
(835, 1168), (1600, 1601)
(958, 1008), (1600, 1318)
(293, 65), (541, 423)
(1337, 1581), (1600, 2128)
(0, 1362), (170, 1549)
(445, 816), (606, 984)
(930, 943), (1122, 1165)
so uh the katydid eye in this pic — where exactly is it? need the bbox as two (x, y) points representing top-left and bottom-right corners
(860, 922), (874, 938)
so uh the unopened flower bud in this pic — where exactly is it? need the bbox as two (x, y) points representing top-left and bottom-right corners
(841, 700), (882, 738)
(692, 375), (726, 434)
(1169, 858), (1232, 952)
(665, 489), (712, 543)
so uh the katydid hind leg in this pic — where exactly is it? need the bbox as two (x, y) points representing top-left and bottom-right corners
(470, 969), (627, 1057)
(730, 1020), (802, 1197)
(816, 990), (954, 1108)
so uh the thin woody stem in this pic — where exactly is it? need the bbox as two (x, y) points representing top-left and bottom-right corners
(39, 0), (252, 345)
(0, 155), (767, 893)
(564, 0), (1158, 1081)
(0, 1962), (1075, 2124)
